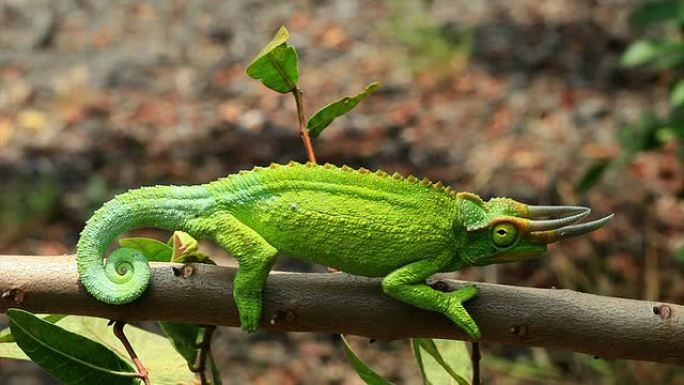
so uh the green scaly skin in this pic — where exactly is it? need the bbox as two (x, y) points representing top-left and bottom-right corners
(77, 161), (612, 338)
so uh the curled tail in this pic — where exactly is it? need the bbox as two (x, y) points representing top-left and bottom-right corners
(76, 184), (216, 304)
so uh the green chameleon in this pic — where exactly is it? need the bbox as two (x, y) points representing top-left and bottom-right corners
(77, 162), (613, 338)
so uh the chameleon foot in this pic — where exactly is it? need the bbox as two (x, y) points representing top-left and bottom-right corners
(444, 285), (481, 339)
(238, 308), (260, 333)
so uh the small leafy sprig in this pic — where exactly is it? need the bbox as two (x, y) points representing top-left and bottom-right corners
(0, 231), (221, 385)
(246, 26), (380, 161)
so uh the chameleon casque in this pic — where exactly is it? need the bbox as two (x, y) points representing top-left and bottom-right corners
(77, 162), (613, 338)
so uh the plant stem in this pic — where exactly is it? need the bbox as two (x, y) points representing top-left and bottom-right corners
(193, 325), (217, 385)
(113, 321), (151, 385)
(471, 341), (481, 385)
(292, 87), (317, 163)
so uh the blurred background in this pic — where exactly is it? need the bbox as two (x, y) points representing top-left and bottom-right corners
(0, 0), (682, 384)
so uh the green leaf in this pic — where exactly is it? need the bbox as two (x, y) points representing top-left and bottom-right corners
(209, 352), (223, 385)
(674, 245), (684, 263)
(246, 26), (299, 93)
(412, 339), (471, 385)
(307, 82), (381, 137)
(68, 317), (196, 385)
(629, 0), (683, 26)
(0, 314), (66, 343)
(621, 40), (662, 67)
(619, 113), (664, 153)
(341, 335), (395, 385)
(671, 80), (684, 108)
(158, 322), (202, 368)
(652, 43), (684, 69)
(169, 231), (215, 264)
(411, 339), (432, 385)
(576, 160), (610, 193)
(0, 314), (196, 385)
(119, 237), (172, 262)
(7, 309), (139, 385)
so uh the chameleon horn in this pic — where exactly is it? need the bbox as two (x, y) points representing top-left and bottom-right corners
(527, 210), (591, 231)
(529, 214), (614, 244)
(556, 214), (615, 239)
(527, 205), (590, 218)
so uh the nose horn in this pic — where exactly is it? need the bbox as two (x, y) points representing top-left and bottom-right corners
(529, 214), (615, 244)
(556, 214), (615, 239)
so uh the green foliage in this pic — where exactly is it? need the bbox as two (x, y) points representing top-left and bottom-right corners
(119, 231), (215, 264)
(246, 26), (299, 93)
(621, 41), (684, 69)
(0, 314), (66, 343)
(629, 0), (684, 27)
(209, 353), (223, 385)
(576, 161), (611, 194)
(0, 311), (197, 384)
(342, 336), (473, 385)
(412, 339), (471, 385)
(579, 0), (684, 192)
(341, 336), (395, 385)
(118, 237), (172, 262)
(158, 322), (202, 368)
(620, 41), (665, 67)
(6, 309), (139, 385)
(3, 231), (216, 384)
(169, 231), (215, 264)
(307, 82), (381, 137)
(674, 245), (684, 263)
(671, 80), (684, 107)
(247, 25), (378, 140)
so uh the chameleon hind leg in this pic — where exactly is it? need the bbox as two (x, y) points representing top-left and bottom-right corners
(381, 258), (481, 339)
(210, 214), (278, 332)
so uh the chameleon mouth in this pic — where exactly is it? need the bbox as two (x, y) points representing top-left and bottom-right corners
(526, 205), (614, 244)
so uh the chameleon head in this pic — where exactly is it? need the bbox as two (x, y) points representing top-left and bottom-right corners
(456, 192), (614, 266)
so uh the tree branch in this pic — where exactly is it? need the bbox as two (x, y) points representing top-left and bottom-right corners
(0, 255), (682, 365)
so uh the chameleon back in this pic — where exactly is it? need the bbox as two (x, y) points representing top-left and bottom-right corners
(207, 162), (461, 276)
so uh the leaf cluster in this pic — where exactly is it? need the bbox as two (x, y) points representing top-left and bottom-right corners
(342, 336), (474, 385)
(0, 232), (220, 385)
(246, 26), (380, 138)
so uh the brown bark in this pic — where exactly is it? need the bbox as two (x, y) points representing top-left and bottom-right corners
(0, 255), (682, 364)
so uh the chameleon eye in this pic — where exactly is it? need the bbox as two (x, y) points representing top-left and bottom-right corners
(492, 223), (518, 248)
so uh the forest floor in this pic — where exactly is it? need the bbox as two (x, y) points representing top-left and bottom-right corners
(0, 1), (682, 384)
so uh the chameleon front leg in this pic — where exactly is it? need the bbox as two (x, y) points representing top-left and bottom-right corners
(209, 214), (278, 332)
(381, 258), (481, 338)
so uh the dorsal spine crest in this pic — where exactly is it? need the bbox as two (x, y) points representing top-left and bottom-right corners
(228, 161), (456, 199)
